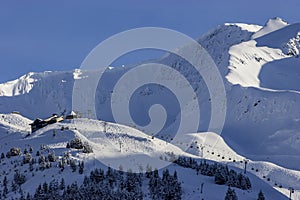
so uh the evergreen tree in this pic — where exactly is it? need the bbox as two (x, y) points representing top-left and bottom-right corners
(227, 170), (237, 187)
(38, 155), (45, 164)
(79, 161), (84, 174)
(90, 168), (104, 183)
(34, 184), (44, 199)
(215, 166), (228, 185)
(29, 160), (34, 172)
(149, 169), (162, 200)
(14, 172), (26, 186)
(47, 152), (56, 162)
(82, 143), (93, 153)
(225, 187), (238, 200)
(146, 164), (153, 178)
(29, 146), (33, 154)
(3, 176), (8, 187)
(43, 182), (48, 194)
(23, 153), (32, 164)
(60, 178), (65, 190)
(173, 171), (182, 200)
(245, 177), (252, 189)
(11, 181), (17, 192)
(2, 176), (8, 198)
(19, 187), (25, 200)
(106, 167), (116, 187)
(161, 169), (182, 200)
(257, 190), (265, 200)
(26, 192), (31, 200)
(48, 179), (60, 198)
(237, 173), (248, 190)
(70, 159), (77, 172)
(69, 182), (80, 199)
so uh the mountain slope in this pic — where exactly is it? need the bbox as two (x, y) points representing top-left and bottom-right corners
(0, 114), (291, 199)
(0, 18), (299, 171)
(0, 17), (299, 199)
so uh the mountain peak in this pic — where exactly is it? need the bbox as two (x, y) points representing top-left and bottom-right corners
(252, 17), (288, 39)
(0, 72), (37, 96)
(224, 22), (262, 33)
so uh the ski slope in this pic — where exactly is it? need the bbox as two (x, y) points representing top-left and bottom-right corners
(0, 114), (292, 199)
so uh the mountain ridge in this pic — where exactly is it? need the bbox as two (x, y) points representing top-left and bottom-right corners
(0, 18), (299, 170)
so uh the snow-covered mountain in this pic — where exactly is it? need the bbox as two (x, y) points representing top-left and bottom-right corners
(0, 17), (299, 199)
(0, 113), (294, 199)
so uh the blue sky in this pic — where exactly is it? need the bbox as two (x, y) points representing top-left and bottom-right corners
(0, 0), (299, 83)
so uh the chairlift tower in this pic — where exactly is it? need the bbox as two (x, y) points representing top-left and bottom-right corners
(244, 159), (249, 174)
(200, 144), (205, 158)
(288, 187), (294, 200)
(103, 121), (107, 133)
(119, 140), (122, 152)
